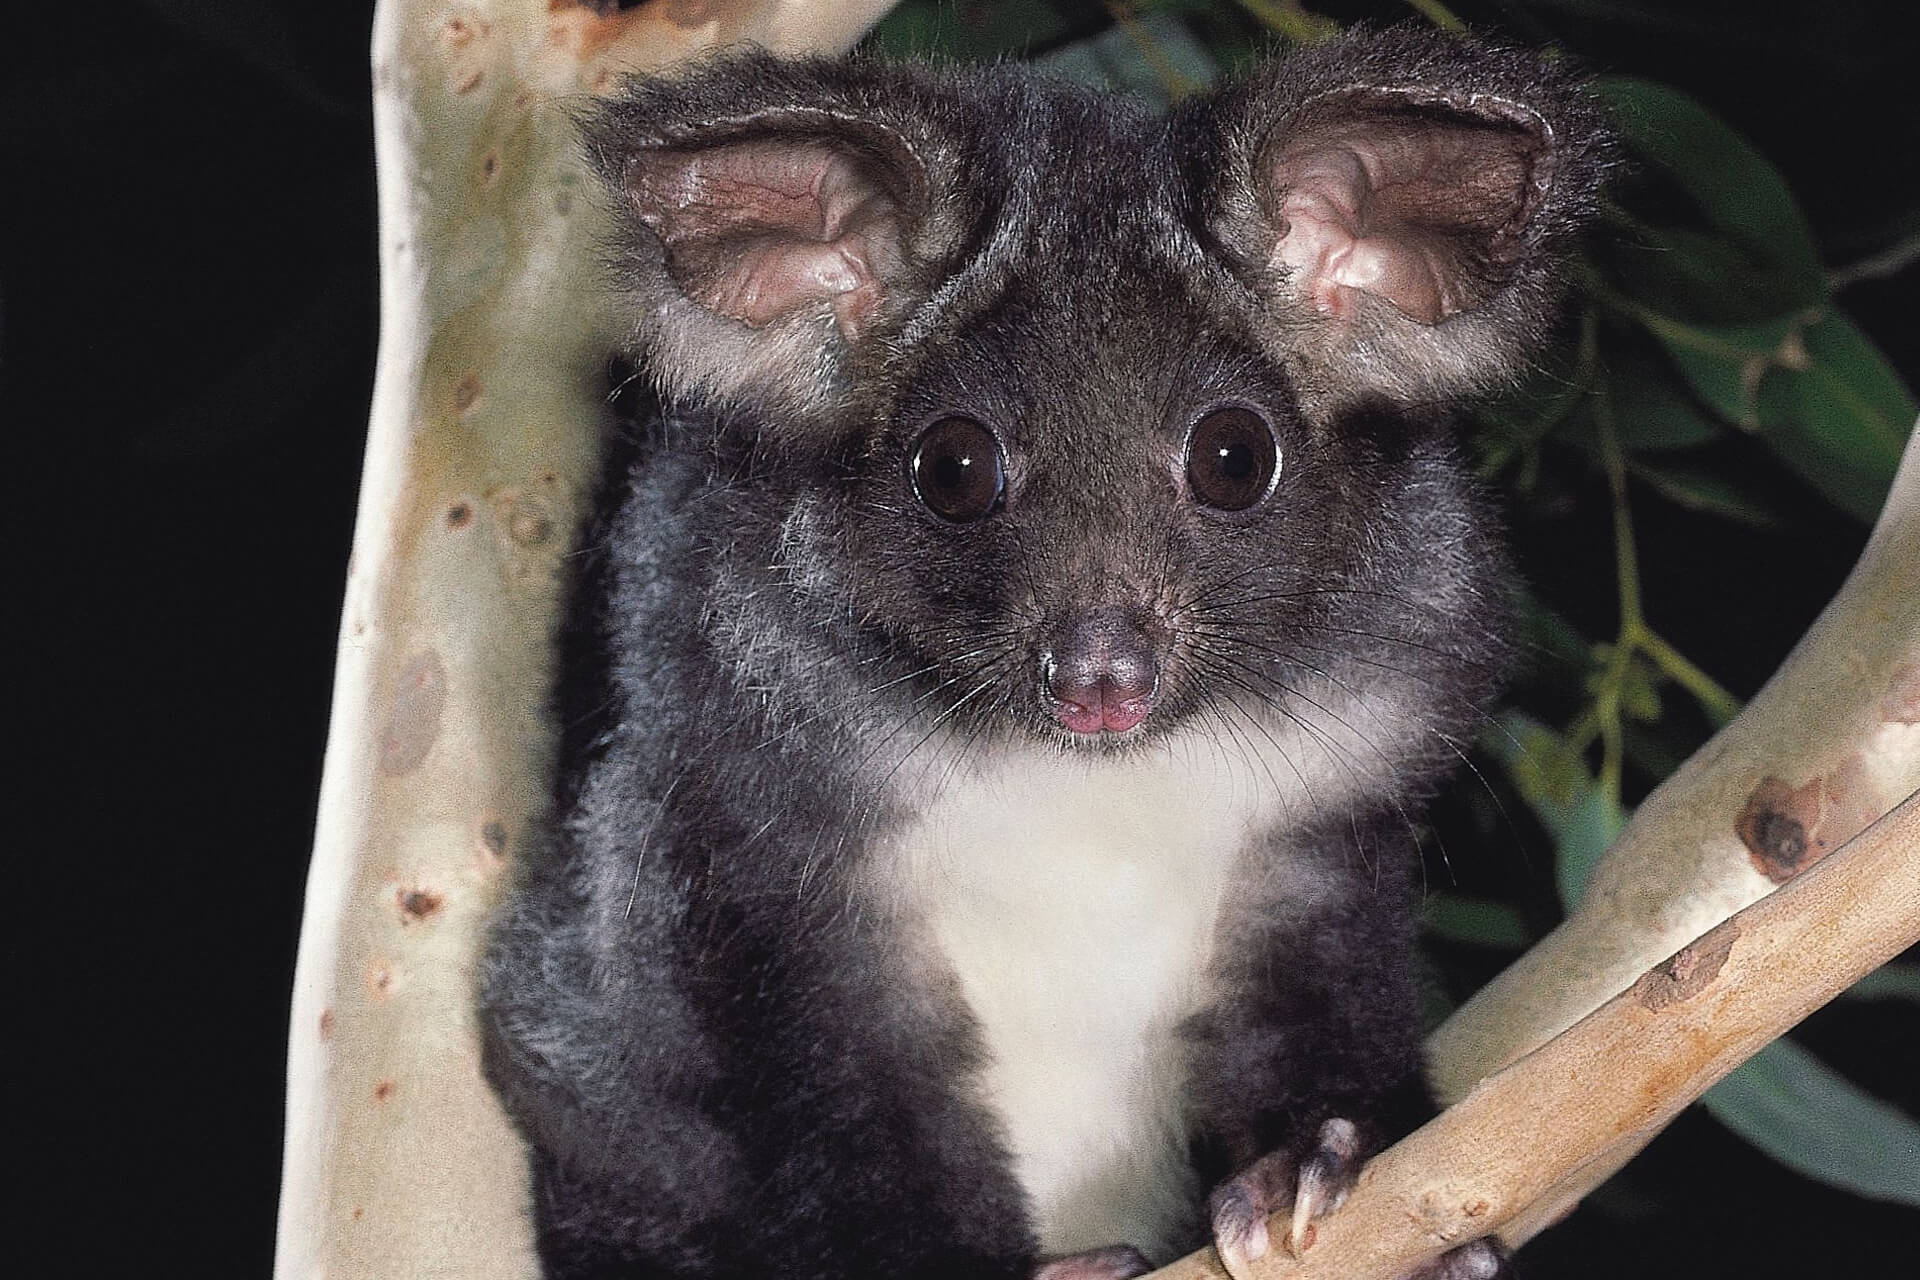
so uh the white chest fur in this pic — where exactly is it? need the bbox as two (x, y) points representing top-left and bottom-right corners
(877, 725), (1363, 1261)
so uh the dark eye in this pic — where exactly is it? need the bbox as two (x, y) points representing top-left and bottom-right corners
(1185, 406), (1279, 511)
(909, 417), (1005, 522)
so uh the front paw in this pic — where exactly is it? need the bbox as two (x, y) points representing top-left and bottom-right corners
(1208, 1116), (1509, 1280)
(1208, 1117), (1362, 1276)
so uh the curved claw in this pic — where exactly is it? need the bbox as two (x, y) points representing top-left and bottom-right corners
(1286, 1117), (1360, 1258)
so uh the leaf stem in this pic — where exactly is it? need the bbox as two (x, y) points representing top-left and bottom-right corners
(1401, 0), (1467, 32)
(1230, 0), (1340, 44)
(1635, 626), (1743, 726)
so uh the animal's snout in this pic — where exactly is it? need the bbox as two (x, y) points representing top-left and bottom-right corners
(1044, 606), (1161, 735)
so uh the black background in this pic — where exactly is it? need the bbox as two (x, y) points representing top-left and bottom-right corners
(5, 0), (1915, 1274)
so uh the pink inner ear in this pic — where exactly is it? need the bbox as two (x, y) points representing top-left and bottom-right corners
(629, 139), (909, 338)
(1267, 108), (1541, 325)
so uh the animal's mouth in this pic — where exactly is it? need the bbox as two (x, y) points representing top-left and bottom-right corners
(1048, 678), (1155, 735)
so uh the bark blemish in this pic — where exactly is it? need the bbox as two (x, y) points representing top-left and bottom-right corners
(366, 955), (399, 1001)
(379, 651), (446, 776)
(1638, 924), (1739, 1012)
(1736, 758), (1882, 883)
(455, 372), (482, 412)
(443, 9), (491, 95)
(1885, 662), (1920, 723)
(481, 818), (509, 858)
(374, 1079), (396, 1102)
(398, 887), (444, 925)
(446, 502), (472, 528)
(318, 1008), (335, 1041)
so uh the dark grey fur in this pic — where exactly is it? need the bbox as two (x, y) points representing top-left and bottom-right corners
(482, 28), (1609, 1280)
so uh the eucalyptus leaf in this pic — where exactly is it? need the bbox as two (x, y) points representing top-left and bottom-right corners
(1489, 711), (1625, 909)
(1631, 310), (1805, 430)
(1842, 963), (1920, 1004)
(1553, 783), (1626, 909)
(1703, 1038), (1920, 1206)
(1604, 342), (1725, 450)
(1630, 459), (1782, 526)
(864, 0), (1079, 60)
(1596, 78), (1824, 291)
(1041, 8), (1220, 102)
(1514, 596), (1595, 678)
(1753, 311), (1917, 522)
(1420, 892), (1531, 950)
(1604, 223), (1825, 325)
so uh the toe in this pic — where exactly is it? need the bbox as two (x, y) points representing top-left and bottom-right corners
(1208, 1148), (1294, 1277)
(1403, 1238), (1508, 1280)
(1032, 1244), (1154, 1280)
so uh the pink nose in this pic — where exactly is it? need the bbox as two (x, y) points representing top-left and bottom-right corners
(1046, 607), (1158, 735)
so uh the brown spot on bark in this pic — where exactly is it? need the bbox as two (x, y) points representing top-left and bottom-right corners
(366, 956), (398, 1000)
(481, 149), (500, 186)
(511, 507), (553, 544)
(1637, 923), (1739, 1012)
(318, 1008), (335, 1041)
(455, 373), (481, 412)
(444, 10), (491, 94)
(446, 502), (472, 528)
(352, 1207), (364, 1222)
(398, 887), (444, 924)
(1737, 776), (1812, 880)
(374, 1079), (396, 1102)
(1737, 760), (1883, 883)
(444, 14), (482, 47)
(379, 652), (446, 776)
(1886, 663), (1920, 723)
(481, 819), (509, 857)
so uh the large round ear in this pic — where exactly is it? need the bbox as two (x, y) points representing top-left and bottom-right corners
(1196, 29), (1612, 412)
(582, 54), (979, 426)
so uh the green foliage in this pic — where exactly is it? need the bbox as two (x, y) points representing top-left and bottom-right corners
(862, 0), (1917, 1217)
(1704, 1039), (1920, 1207)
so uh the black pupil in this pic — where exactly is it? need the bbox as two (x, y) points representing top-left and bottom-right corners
(912, 418), (1003, 521)
(1188, 408), (1277, 510)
